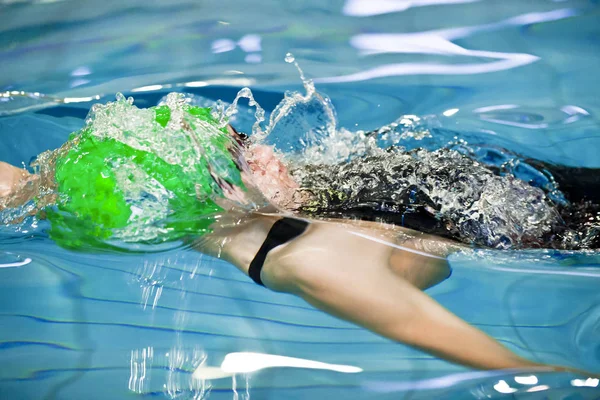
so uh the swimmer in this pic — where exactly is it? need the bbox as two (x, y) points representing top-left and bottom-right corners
(0, 97), (595, 375)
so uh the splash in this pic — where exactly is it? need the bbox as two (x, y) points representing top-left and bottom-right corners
(123, 56), (597, 250)
(269, 53), (337, 140)
(216, 53), (348, 164)
(2, 57), (597, 250)
(157, 93), (258, 131)
(223, 87), (267, 140)
(214, 56), (594, 249)
(218, 54), (434, 166)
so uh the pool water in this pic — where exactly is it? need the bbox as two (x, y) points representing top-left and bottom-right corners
(1, 1), (600, 399)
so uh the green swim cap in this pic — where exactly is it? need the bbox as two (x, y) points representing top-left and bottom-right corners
(46, 95), (245, 250)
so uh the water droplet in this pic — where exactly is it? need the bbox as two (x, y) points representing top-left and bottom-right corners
(284, 52), (295, 63)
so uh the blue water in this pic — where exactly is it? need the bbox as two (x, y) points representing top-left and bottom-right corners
(1, 1), (600, 399)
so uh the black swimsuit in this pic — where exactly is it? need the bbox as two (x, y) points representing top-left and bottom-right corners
(248, 217), (309, 286)
(293, 149), (600, 250)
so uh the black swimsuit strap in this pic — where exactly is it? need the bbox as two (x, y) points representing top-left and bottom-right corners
(248, 217), (309, 286)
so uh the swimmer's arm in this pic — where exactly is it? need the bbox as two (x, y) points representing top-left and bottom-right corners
(289, 263), (541, 370)
(289, 259), (539, 369)
(258, 222), (547, 371)
(201, 215), (576, 371)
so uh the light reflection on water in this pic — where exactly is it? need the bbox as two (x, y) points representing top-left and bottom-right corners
(1, 0), (600, 398)
(318, 9), (580, 83)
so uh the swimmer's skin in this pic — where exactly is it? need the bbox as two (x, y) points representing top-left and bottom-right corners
(0, 156), (588, 374)
(199, 212), (569, 372)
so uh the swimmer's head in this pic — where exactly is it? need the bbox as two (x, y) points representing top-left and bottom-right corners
(47, 94), (263, 249)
